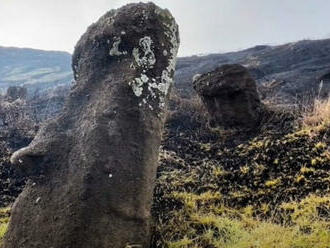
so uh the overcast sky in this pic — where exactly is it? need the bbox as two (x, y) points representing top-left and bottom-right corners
(0, 0), (329, 56)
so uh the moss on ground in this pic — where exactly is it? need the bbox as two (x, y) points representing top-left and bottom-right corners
(0, 207), (10, 245)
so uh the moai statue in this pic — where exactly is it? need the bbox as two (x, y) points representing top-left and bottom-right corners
(193, 64), (262, 128)
(4, 3), (179, 248)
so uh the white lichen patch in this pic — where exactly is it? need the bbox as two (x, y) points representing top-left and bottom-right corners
(156, 18), (179, 109)
(109, 37), (127, 56)
(129, 77), (144, 97)
(130, 36), (156, 98)
(130, 74), (150, 97)
(133, 36), (156, 69)
(129, 17), (179, 114)
(148, 71), (171, 98)
(140, 74), (149, 83)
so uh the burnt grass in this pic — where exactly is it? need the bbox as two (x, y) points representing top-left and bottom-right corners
(0, 130), (34, 208)
(152, 100), (330, 222)
(0, 95), (329, 242)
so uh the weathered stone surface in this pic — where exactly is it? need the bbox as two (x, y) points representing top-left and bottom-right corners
(3, 2), (179, 248)
(193, 64), (262, 128)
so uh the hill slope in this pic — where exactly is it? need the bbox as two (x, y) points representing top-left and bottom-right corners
(1, 39), (330, 101)
(175, 39), (330, 100)
(0, 47), (72, 95)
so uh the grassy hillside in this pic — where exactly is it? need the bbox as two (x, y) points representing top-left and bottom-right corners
(0, 46), (72, 94)
(151, 95), (330, 247)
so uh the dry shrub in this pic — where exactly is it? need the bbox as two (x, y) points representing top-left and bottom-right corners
(302, 97), (330, 133)
(169, 90), (205, 117)
(166, 90), (208, 130)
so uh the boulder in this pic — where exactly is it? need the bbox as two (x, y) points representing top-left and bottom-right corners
(193, 64), (262, 128)
(3, 2), (179, 248)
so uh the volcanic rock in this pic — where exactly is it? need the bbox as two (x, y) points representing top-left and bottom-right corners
(193, 64), (262, 128)
(3, 2), (179, 248)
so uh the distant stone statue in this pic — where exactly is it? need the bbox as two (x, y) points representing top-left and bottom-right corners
(193, 64), (262, 128)
(3, 3), (179, 248)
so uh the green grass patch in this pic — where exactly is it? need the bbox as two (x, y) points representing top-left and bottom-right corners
(0, 207), (10, 245)
(154, 193), (330, 248)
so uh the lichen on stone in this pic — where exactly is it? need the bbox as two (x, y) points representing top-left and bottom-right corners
(129, 78), (144, 97)
(128, 10), (179, 113)
(109, 37), (127, 56)
(132, 36), (156, 69)
(157, 18), (179, 107)
(129, 74), (150, 97)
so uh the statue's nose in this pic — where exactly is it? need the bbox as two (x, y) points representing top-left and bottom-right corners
(10, 146), (46, 176)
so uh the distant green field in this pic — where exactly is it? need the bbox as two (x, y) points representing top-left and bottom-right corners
(0, 46), (73, 93)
